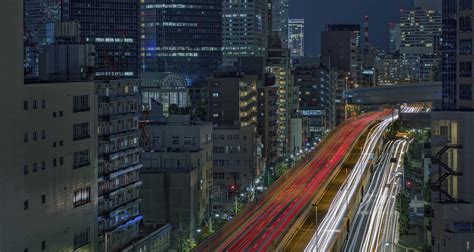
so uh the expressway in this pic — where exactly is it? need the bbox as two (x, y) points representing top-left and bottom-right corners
(344, 140), (408, 252)
(305, 113), (397, 252)
(197, 111), (390, 251)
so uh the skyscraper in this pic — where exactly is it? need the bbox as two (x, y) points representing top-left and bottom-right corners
(431, 1), (474, 251)
(288, 19), (305, 58)
(389, 22), (401, 53)
(140, 0), (223, 84)
(272, 0), (289, 47)
(60, 0), (140, 79)
(223, 0), (267, 58)
(399, 3), (442, 82)
(321, 26), (359, 77)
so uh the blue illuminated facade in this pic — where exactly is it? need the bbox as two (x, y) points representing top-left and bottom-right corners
(140, 0), (223, 84)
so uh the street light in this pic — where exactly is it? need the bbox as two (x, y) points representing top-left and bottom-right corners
(312, 203), (319, 252)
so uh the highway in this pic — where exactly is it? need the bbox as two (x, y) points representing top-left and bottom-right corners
(197, 111), (390, 251)
(344, 140), (408, 252)
(305, 113), (397, 252)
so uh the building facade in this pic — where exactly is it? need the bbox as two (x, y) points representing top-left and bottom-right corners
(140, 0), (223, 84)
(0, 4), (99, 251)
(97, 80), (143, 251)
(294, 63), (335, 139)
(321, 28), (359, 77)
(141, 114), (213, 237)
(288, 19), (305, 59)
(257, 77), (279, 166)
(222, 0), (267, 58)
(62, 0), (140, 79)
(431, 1), (474, 251)
(271, 0), (289, 47)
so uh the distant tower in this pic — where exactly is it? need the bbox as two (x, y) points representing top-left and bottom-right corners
(364, 15), (369, 45)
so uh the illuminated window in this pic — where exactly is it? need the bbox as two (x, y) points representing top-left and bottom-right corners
(73, 187), (91, 207)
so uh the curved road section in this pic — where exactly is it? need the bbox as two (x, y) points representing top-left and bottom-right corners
(196, 110), (389, 251)
(344, 140), (408, 252)
(305, 113), (398, 252)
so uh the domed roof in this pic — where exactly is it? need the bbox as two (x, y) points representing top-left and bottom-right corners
(141, 72), (188, 90)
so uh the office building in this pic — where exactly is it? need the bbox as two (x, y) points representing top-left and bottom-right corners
(294, 61), (335, 139)
(375, 52), (420, 84)
(334, 71), (348, 125)
(389, 22), (401, 53)
(266, 35), (293, 157)
(399, 2), (442, 81)
(289, 19), (305, 59)
(206, 73), (258, 127)
(258, 75), (279, 166)
(321, 26), (359, 77)
(431, 1), (474, 251)
(141, 111), (213, 238)
(0, 2), (98, 250)
(60, 0), (140, 79)
(223, 0), (267, 58)
(97, 79), (143, 251)
(140, 0), (223, 84)
(272, 0), (289, 47)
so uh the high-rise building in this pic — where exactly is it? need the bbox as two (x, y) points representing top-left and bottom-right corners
(321, 26), (359, 77)
(258, 75), (279, 167)
(431, 1), (474, 251)
(61, 0), (140, 79)
(223, 0), (267, 58)
(266, 35), (293, 157)
(1, 2), (98, 250)
(96, 80), (143, 251)
(288, 19), (305, 59)
(399, 3), (442, 81)
(272, 0), (289, 47)
(140, 0), (223, 84)
(294, 60), (335, 139)
(389, 22), (401, 53)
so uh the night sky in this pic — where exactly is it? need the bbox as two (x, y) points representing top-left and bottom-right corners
(289, 0), (414, 56)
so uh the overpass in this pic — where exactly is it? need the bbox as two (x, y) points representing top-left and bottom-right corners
(344, 82), (441, 105)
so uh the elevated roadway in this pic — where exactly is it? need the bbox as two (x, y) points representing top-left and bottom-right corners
(344, 82), (441, 105)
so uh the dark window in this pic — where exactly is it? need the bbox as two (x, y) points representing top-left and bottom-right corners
(59, 111), (63, 117)
(41, 161), (46, 170)
(60, 140), (63, 146)
(73, 150), (90, 169)
(460, 84), (472, 100)
(73, 95), (90, 112)
(53, 158), (57, 167)
(23, 101), (28, 110)
(73, 122), (90, 141)
(41, 241), (45, 250)
(74, 228), (91, 249)
(53, 112), (56, 118)
(460, 62), (472, 77)
(460, 39), (472, 55)
(24, 249), (28, 252)
(53, 142), (56, 148)
(24, 165), (28, 174)
(32, 163), (37, 172)
(460, 0), (472, 10)
(41, 194), (46, 204)
(41, 130), (45, 139)
(24, 133), (28, 142)
(460, 16), (472, 32)
(24, 200), (29, 210)
(60, 157), (64, 166)
(41, 99), (45, 108)
(33, 100), (37, 109)
(73, 187), (91, 207)
(33, 131), (37, 141)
